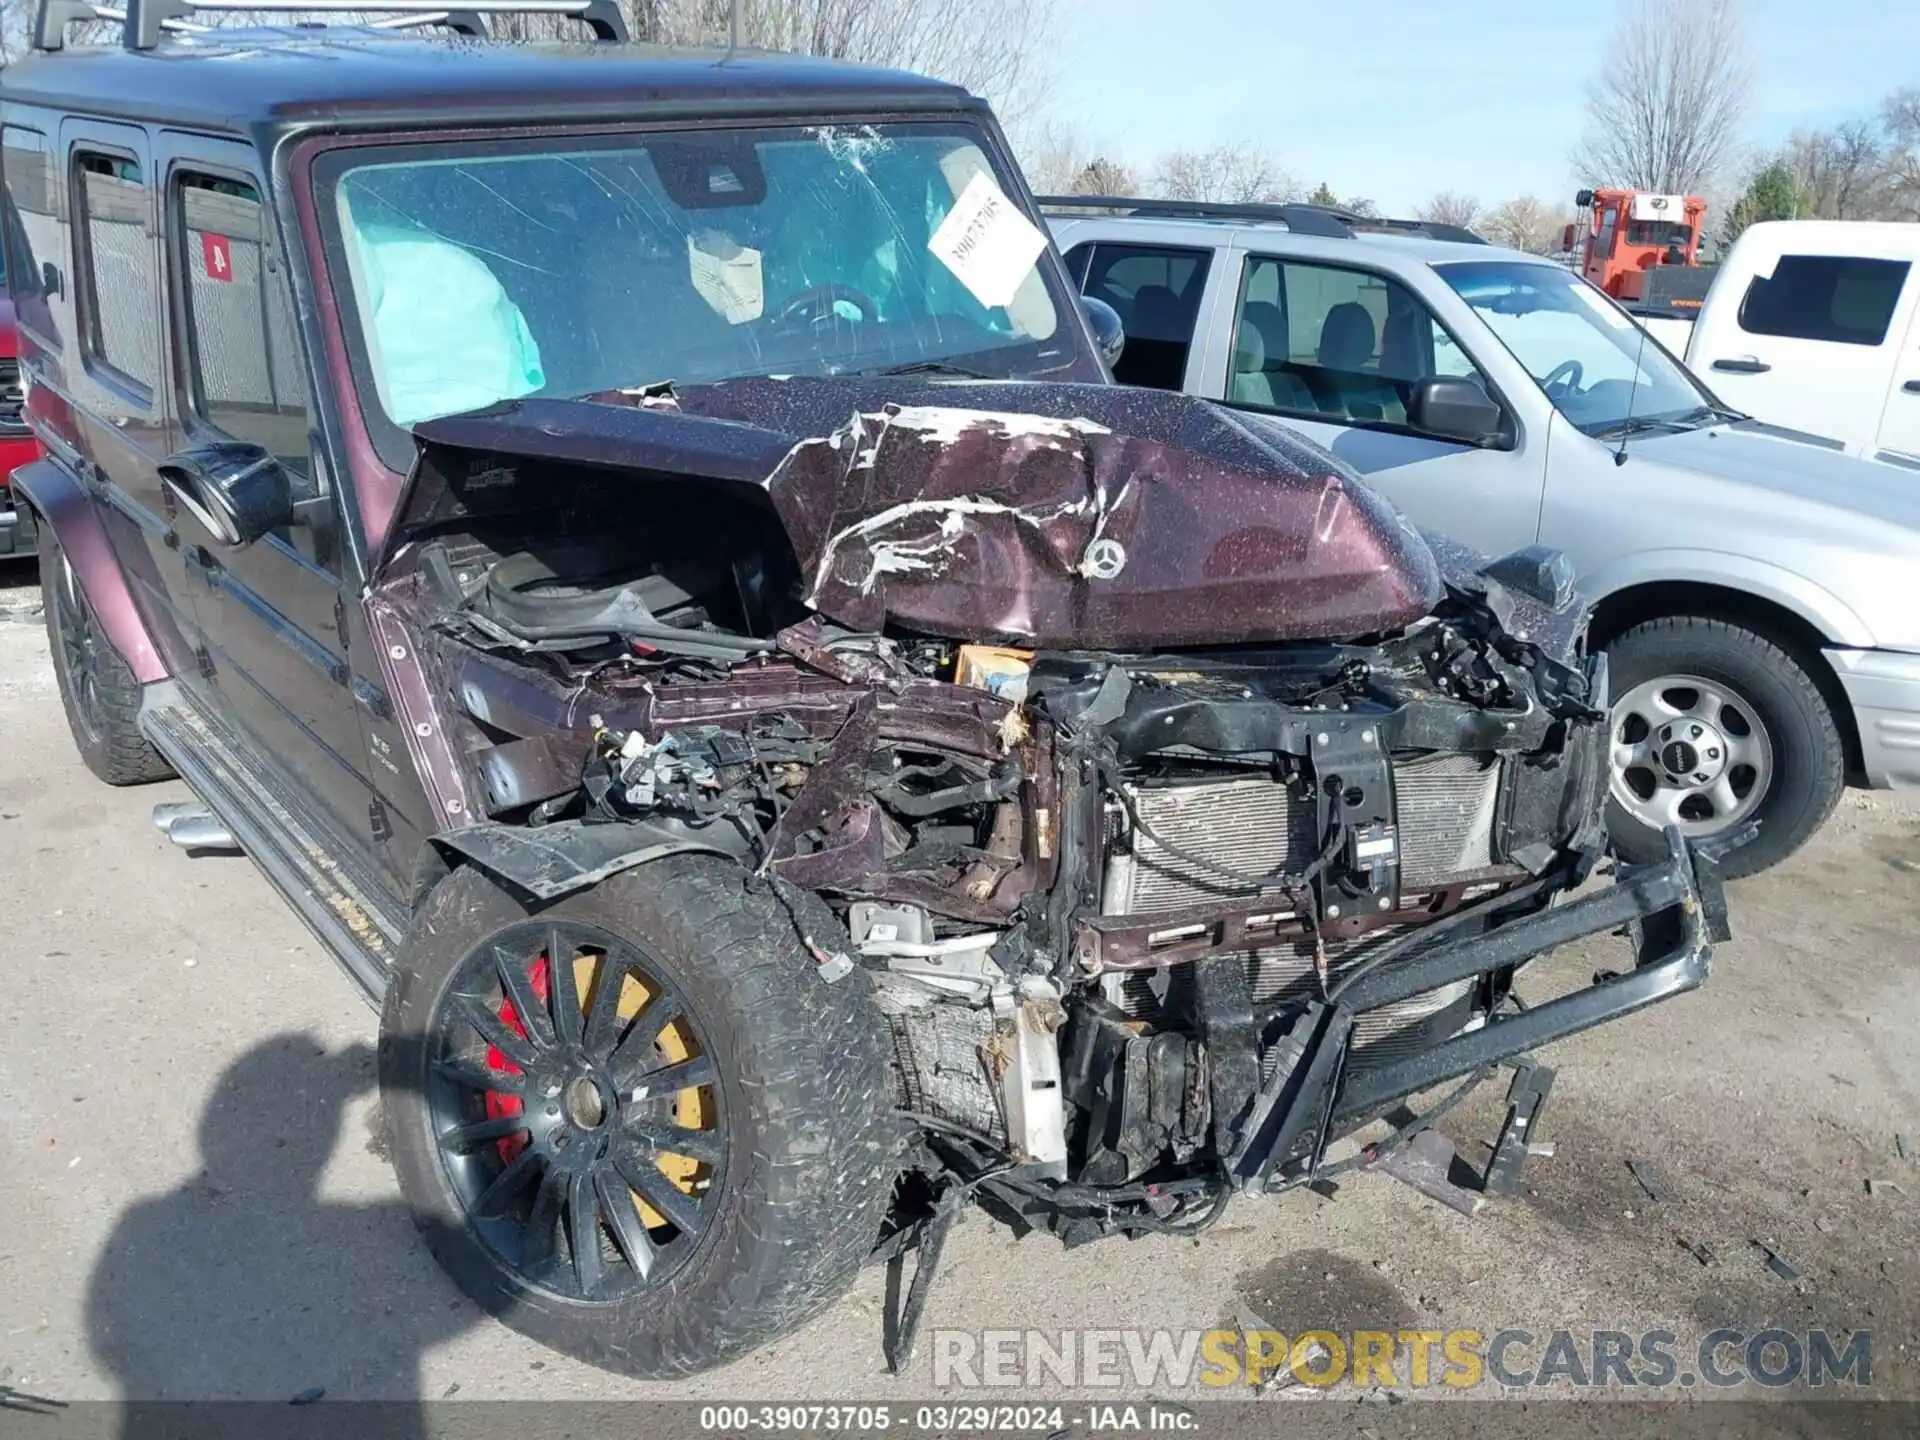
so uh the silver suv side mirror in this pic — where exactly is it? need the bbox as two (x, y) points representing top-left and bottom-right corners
(1079, 295), (1125, 368)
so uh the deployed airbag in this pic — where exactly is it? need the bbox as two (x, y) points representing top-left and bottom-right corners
(346, 219), (546, 427)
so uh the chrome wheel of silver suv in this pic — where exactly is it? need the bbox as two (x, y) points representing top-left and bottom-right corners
(1600, 615), (1845, 879)
(1610, 674), (1774, 835)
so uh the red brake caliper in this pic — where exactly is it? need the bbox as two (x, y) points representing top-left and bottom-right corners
(484, 956), (550, 1164)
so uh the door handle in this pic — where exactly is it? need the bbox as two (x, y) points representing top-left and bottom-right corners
(1712, 357), (1771, 374)
(1903, 379), (1920, 395)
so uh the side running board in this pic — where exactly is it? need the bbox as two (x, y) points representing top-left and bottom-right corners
(138, 681), (402, 1007)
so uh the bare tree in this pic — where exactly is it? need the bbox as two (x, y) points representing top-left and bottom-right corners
(1018, 119), (1096, 195)
(1480, 195), (1571, 253)
(1070, 157), (1137, 197)
(1017, 120), (1136, 197)
(638, 0), (1061, 127)
(2, 0), (1061, 125)
(1884, 87), (1920, 221)
(1784, 121), (1888, 220)
(1415, 191), (1482, 229)
(1150, 144), (1299, 204)
(1, 0), (395, 51)
(1572, 0), (1752, 195)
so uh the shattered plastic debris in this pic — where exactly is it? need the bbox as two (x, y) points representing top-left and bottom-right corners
(1677, 1236), (1718, 1266)
(1625, 1158), (1671, 1202)
(1234, 1306), (1323, 1397)
(1754, 1240), (1802, 1284)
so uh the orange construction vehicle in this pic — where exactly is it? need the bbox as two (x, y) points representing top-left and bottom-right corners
(1563, 187), (1712, 318)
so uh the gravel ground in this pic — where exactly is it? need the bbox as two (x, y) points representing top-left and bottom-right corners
(4, 555), (1919, 1419)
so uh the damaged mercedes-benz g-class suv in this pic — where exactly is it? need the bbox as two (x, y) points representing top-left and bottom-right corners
(12, 2), (1734, 1382)
(382, 373), (1741, 1375)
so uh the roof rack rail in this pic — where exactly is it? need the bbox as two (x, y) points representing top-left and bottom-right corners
(1036, 194), (1354, 239)
(1356, 216), (1487, 245)
(31, 0), (628, 51)
(1034, 194), (1489, 246)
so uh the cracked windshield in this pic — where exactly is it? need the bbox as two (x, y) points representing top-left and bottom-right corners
(1438, 259), (1719, 439)
(331, 124), (1067, 430)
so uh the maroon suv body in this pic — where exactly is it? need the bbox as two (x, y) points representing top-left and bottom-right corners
(4, 6), (1733, 1380)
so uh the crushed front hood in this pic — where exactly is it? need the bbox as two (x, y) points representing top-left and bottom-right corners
(404, 377), (1442, 649)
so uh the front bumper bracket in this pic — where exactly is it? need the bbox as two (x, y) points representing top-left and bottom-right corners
(1230, 826), (1732, 1191)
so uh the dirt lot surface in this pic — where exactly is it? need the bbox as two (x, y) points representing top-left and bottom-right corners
(5, 555), (1920, 1424)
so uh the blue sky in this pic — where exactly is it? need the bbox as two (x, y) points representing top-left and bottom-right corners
(1038, 0), (1918, 211)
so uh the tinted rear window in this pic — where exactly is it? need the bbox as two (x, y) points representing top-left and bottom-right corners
(1737, 254), (1911, 346)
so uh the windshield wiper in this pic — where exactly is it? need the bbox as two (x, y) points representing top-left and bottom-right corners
(1589, 414), (1693, 442)
(861, 359), (997, 379)
(1673, 401), (1748, 427)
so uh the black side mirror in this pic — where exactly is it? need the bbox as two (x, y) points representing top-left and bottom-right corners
(1079, 295), (1125, 369)
(160, 441), (294, 546)
(1408, 376), (1504, 446)
(39, 260), (62, 298)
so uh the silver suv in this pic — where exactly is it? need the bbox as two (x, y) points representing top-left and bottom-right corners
(1045, 196), (1920, 876)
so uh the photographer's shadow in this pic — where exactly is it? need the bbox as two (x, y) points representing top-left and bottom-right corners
(85, 1032), (477, 1408)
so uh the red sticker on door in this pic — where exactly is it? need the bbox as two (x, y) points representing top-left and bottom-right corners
(202, 232), (233, 282)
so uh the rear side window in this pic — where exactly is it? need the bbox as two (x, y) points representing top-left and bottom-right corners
(174, 171), (311, 479)
(1075, 242), (1211, 390)
(75, 150), (159, 394)
(1737, 255), (1911, 346)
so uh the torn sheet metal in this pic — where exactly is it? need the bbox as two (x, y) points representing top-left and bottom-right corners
(767, 401), (1442, 649)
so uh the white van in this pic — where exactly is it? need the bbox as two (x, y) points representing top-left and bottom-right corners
(1685, 221), (1920, 466)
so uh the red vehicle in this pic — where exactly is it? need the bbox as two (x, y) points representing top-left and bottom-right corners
(1567, 187), (1712, 319)
(0, 256), (40, 557)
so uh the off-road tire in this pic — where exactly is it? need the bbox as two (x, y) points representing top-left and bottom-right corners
(1603, 615), (1844, 879)
(39, 525), (173, 786)
(380, 857), (899, 1377)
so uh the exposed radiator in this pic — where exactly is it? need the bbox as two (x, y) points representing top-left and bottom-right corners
(1396, 753), (1501, 887)
(886, 1003), (1005, 1140)
(1102, 754), (1501, 1059)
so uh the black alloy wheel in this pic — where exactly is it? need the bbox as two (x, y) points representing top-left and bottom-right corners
(427, 920), (727, 1303)
(51, 547), (105, 744)
(38, 527), (173, 785)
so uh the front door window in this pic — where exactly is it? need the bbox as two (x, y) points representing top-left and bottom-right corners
(1229, 255), (1491, 431)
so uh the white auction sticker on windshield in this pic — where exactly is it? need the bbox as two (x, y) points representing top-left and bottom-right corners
(928, 172), (1047, 310)
(688, 230), (764, 325)
(1569, 281), (1634, 330)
